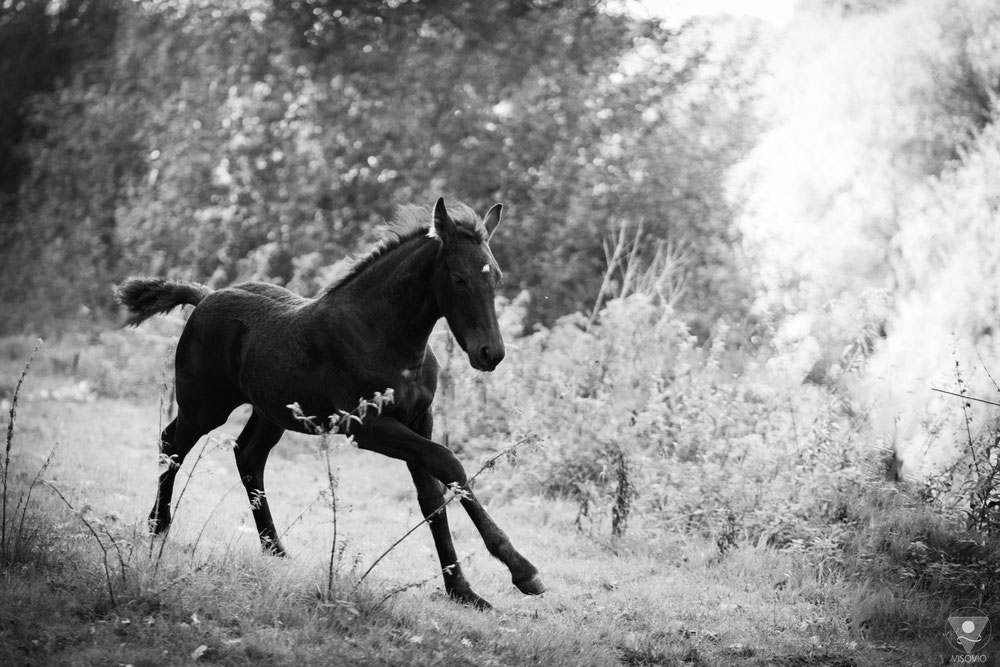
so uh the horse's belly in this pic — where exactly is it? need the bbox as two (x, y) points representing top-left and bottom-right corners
(238, 361), (343, 428)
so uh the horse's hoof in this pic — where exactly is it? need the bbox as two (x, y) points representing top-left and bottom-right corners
(449, 587), (492, 610)
(513, 573), (546, 596)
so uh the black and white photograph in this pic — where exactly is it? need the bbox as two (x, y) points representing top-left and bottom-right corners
(1, 0), (998, 664)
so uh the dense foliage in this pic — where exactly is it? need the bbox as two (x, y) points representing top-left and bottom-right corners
(0, 0), (759, 331)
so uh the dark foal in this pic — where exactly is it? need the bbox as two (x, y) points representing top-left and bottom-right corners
(116, 198), (544, 608)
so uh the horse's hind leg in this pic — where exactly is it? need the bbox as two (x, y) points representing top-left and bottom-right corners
(233, 411), (287, 556)
(149, 415), (208, 533)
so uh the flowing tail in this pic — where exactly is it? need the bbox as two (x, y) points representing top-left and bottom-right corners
(114, 277), (211, 326)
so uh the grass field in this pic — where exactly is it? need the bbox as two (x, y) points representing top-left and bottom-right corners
(0, 349), (994, 666)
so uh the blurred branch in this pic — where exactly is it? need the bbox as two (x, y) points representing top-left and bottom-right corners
(932, 387), (1000, 409)
(589, 218), (690, 327)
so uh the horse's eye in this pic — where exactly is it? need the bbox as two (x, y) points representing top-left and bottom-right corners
(452, 274), (469, 289)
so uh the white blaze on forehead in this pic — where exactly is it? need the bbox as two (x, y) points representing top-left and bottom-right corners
(482, 263), (491, 273)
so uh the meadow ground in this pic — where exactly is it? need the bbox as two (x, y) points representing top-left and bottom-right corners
(0, 359), (993, 666)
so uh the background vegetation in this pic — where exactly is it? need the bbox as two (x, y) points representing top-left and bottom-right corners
(0, 0), (760, 331)
(3, 0), (1000, 664)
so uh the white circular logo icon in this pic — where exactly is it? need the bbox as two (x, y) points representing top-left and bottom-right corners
(947, 608), (991, 655)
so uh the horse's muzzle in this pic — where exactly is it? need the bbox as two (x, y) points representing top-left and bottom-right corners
(471, 344), (505, 372)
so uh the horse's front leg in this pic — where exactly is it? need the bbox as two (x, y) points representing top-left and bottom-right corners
(407, 410), (491, 608)
(407, 462), (492, 609)
(355, 415), (545, 599)
(457, 485), (546, 596)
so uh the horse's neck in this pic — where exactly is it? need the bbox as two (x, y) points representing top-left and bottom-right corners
(315, 237), (441, 358)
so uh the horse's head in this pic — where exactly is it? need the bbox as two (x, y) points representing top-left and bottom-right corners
(430, 198), (506, 372)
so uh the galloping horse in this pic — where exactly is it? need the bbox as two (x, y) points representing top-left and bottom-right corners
(116, 198), (544, 608)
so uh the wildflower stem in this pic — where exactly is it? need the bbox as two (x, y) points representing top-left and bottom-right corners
(2, 339), (42, 561)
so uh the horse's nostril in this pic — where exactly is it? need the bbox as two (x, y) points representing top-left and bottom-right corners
(480, 345), (504, 366)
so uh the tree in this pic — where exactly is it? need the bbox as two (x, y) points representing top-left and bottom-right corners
(0, 0), (765, 335)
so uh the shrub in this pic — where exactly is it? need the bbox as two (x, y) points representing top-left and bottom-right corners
(436, 292), (871, 546)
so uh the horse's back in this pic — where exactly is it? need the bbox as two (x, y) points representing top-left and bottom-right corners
(188, 282), (308, 327)
(230, 281), (306, 306)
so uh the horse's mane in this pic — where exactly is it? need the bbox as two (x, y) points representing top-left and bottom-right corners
(324, 201), (485, 294)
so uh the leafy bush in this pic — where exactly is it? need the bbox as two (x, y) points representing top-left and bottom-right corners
(436, 292), (872, 547)
(432, 290), (1000, 625)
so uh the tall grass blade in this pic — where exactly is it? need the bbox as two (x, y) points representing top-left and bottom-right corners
(2, 338), (42, 562)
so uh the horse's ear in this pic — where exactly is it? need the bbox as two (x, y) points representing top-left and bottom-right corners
(483, 203), (503, 241)
(432, 197), (456, 239)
